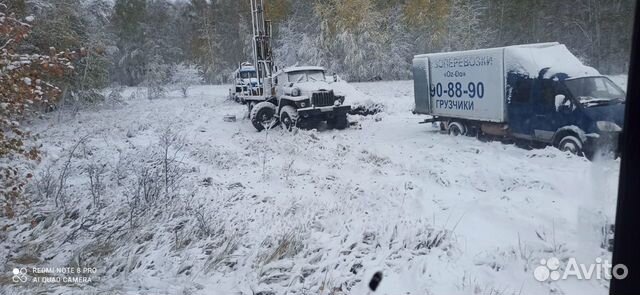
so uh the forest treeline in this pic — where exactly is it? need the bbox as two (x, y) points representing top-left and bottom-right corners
(8, 0), (635, 86)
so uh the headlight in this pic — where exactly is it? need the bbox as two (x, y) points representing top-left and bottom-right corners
(298, 100), (309, 108)
(334, 100), (341, 106)
(291, 88), (301, 96)
(597, 121), (622, 132)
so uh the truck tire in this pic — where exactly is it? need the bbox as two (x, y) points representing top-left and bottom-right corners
(448, 121), (466, 136)
(246, 101), (256, 114)
(280, 105), (299, 131)
(327, 113), (349, 130)
(558, 135), (583, 156)
(251, 102), (278, 131)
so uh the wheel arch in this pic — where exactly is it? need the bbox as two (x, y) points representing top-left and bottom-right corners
(552, 126), (587, 146)
(445, 118), (470, 136)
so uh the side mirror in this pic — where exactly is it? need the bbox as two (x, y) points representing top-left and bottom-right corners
(289, 83), (294, 87)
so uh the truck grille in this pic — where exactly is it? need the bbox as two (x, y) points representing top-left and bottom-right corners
(312, 91), (336, 107)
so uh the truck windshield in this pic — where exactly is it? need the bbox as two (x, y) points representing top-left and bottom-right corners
(564, 77), (626, 107)
(240, 71), (257, 79)
(289, 70), (326, 83)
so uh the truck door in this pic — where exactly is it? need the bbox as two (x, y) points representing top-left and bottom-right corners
(529, 79), (562, 142)
(507, 75), (535, 136)
(532, 79), (571, 143)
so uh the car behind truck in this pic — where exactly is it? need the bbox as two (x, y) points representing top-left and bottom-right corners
(413, 42), (625, 158)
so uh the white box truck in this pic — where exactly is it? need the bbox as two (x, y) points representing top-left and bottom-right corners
(413, 42), (625, 158)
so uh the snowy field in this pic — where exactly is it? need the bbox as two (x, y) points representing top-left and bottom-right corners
(1, 80), (624, 294)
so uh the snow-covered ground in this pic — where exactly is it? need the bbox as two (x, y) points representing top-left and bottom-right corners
(1, 80), (622, 295)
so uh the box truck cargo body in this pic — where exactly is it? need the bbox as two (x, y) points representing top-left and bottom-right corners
(413, 43), (625, 158)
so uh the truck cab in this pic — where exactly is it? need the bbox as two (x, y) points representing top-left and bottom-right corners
(507, 72), (625, 158)
(229, 62), (260, 103)
(249, 66), (351, 131)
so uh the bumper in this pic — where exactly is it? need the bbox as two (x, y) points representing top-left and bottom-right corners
(298, 105), (351, 118)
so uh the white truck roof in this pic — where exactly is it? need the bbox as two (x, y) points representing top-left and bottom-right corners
(414, 42), (599, 80)
(412, 42), (601, 123)
(413, 42), (560, 58)
(504, 43), (599, 79)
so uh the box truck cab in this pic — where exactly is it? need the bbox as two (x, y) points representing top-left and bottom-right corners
(412, 43), (625, 158)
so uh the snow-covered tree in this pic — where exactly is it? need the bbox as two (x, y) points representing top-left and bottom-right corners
(143, 54), (169, 100)
(170, 63), (203, 97)
(28, 0), (112, 105)
(0, 5), (79, 217)
(384, 6), (414, 80)
(111, 0), (146, 86)
(445, 0), (494, 51)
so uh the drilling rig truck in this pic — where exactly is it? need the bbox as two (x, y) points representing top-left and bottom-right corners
(238, 0), (351, 132)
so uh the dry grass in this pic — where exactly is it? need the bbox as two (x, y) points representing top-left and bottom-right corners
(261, 232), (304, 265)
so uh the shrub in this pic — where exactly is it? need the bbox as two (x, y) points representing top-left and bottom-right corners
(170, 63), (203, 97)
(0, 6), (79, 217)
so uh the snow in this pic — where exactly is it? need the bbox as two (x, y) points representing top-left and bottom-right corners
(1, 81), (620, 295)
(505, 43), (600, 79)
(280, 66), (326, 73)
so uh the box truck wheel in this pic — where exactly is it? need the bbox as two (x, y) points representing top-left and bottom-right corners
(448, 121), (466, 136)
(558, 135), (583, 155)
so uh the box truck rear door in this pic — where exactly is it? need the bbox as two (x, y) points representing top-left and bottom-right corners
(413, 56), (431, 114)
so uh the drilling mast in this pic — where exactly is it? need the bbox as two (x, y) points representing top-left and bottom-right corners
(250, 0), (273, 94)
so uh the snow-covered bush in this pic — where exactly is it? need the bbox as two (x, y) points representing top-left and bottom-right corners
(0, 9), (79, 217)
(142, 54), (169, 100)
(170, 63), (203, 97)
(106, 86), (126, 106)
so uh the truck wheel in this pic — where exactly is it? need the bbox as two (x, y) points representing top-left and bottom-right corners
(250, 102), (278, 131)
(280, 105), (299, 131)
(448, 121), (466, 136)
(558, 135), (583, 156)
(327, 113), (349, 130)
